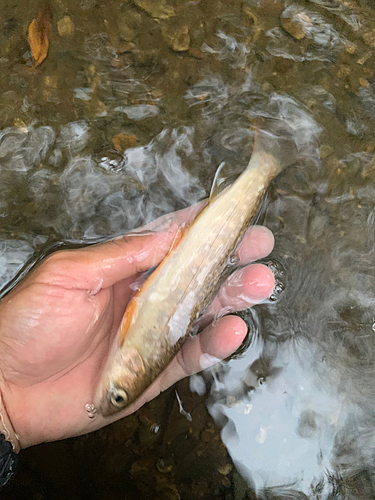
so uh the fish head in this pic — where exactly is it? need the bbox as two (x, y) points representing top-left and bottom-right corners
(95, 346), (146, 417)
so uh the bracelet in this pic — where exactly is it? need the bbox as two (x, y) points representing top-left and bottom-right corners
(0, 391), (20, 453)
(0, 386), (20, 489)
(0, 433), (18, 488)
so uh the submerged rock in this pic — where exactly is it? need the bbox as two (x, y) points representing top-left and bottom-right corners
(112, 133), (138, 153)
(161, 25), (190, 52)
(57, 16), (74, 37)
(281, 12), (308, 40)
(133, 0), (175, 20)
(363, 29), (375, 47)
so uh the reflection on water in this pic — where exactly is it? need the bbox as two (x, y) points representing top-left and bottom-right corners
(1, 0), (375, 498)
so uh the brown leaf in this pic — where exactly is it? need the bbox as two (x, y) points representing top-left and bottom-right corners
(28, 7), (52, 67)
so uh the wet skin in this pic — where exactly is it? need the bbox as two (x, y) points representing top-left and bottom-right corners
(0, 202), (275, 448)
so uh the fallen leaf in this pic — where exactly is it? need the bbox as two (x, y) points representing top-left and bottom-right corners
(28, 6), (52, 67)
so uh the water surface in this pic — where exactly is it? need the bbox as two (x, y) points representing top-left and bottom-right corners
(1, 0), (375, 498)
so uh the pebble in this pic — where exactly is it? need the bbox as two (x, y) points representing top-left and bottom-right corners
(281, 16), (305, 40)
(133, 0), (175, 19)
(57, 16), (74, 37)
(337, 65), (350, 78)
(112, 133), (138, 153)
(320, 144), (333, 159)
(161, 25), (190, 52)
(218, 463), (232, 475)
(359, 77), (370, 88)
(363, 30), (375, 47)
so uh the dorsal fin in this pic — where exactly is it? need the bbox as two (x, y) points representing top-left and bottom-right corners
(209, 130), (262, 203)
(209, 162), (233, 202)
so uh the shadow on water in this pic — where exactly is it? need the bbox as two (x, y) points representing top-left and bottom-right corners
(1, 0), (375, 498)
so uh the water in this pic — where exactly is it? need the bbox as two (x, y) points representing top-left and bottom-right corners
(1, 0), (375, 498)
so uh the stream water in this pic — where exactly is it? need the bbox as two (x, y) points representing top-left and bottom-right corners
(1, 0), (375, 498)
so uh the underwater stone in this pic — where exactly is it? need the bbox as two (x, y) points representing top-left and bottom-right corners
(161, 25), (190, 52)
(133, 0), (175, 20)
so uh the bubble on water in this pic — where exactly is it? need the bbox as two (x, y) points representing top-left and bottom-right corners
(28, 169), (57, 202)
(267, 6), (349, 62)
(59, 121), (90, 155)
(23, 127), (55, 166)
(85, 403), (97, 419)
(0, 128), (28, 159)
(59, 156), (111, 229)
(190, 374), (206, 396)
(308, 0), (362, 31)
(150, 423), (160, 434)
(114, 104), (160, 120)
(185, 75), (229, 113)
(57, 125), (205, 240)
(49, 148), (62, 167)
(0, 126), (55, 171)
(201, 31), (249, 69)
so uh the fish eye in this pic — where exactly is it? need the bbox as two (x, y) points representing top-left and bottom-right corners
(110, 388), (128, 408)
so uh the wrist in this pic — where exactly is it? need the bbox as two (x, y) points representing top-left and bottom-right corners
(0, 387), (20, 454)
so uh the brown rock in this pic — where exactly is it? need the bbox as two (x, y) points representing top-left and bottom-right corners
(161, 25), (190, 52)
(363, 30), (375, 47)
(57, 16), (74, 37)
(363, 67), (374, 78)
(319, 145), (333, 159)
(337, 65), (350, 79)
(281, 15), (306, 40)
(112, 133), (138, 153)
(359, 77), (370, 88)
(218, 463), (232, 475)
(188, 47), (204, 59)
(133, 0), (175, 19)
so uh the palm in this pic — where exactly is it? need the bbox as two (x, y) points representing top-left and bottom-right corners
(0, 257), (136, 445)
(0, 207), (275, 448)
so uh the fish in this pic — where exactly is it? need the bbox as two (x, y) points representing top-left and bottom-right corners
(95, 139), (283, 417)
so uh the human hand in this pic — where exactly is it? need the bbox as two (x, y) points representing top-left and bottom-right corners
(0, 203), (275, 449)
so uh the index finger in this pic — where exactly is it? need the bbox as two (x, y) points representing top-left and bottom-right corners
(41, 201), (207, 291)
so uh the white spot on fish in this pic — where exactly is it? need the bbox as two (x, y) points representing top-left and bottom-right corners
(167, 290), (197, 344)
